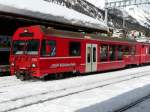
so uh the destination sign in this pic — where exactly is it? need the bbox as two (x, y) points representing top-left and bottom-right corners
(20, 32), (34, 37)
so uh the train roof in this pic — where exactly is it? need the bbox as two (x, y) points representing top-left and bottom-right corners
(14, 25), (150, 45)
(41, 26), (138, 44)
(0, 0), (108, 33)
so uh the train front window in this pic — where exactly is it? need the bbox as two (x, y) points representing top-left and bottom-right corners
(26, 40), (39, 55)
(13, 41), (26, 54)
(13, 40), (39, 55)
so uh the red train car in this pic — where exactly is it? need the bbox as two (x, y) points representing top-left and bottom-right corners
(9, 25), (150, 80)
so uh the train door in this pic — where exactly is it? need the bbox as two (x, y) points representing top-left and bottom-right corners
(140, 45), (146, 63)
(86, 44), (97, 72)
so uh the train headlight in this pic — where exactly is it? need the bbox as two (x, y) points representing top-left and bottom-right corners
(31, 63), (36, 68)
(11, 62), (15, 66)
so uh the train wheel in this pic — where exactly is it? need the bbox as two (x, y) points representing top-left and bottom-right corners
(74, 71), (80, 76)
(18, 73), (30, 81)
(19, 75), (26, 81)
(55, 73), (63, 79)
(15, 73), (19, 79)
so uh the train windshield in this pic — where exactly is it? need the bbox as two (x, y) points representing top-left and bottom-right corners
(13, 40), (39, 55)
(26, 40), (39, 55)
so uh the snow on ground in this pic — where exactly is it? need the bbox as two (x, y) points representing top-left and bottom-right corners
(0, 66), (150, 111)
(5, 66), (150, 112)
(0, 0), (108, 31)
(14, 75), (150, 112)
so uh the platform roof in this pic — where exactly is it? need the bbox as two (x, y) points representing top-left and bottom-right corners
(0, 0), (109, 33)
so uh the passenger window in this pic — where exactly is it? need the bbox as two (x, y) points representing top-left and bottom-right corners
(69, 42), (81, 56)
(117, 46), (123, 60)
(130, 46), (136, 55)
(41, 40), (56, 56)
(124, 46), (130, 55)
(100, 45), (108, 62)
(109, 45), (116, 61)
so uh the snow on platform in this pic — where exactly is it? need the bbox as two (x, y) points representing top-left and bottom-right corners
(1, 66), (150, 111)
(0, 0), (108, 32)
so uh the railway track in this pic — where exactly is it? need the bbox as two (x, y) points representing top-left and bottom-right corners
(114, 94), (150, 112)
(0, 67), (149, 90)
(0, 69), (149, 97)
(0, 79), (38, 89)
(1, 70), (150, 112)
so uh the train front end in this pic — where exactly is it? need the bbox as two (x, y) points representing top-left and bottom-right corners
(10, 26), (43, 80)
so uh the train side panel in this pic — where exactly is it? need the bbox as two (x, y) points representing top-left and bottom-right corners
(140, 44), (150, 64)
(37, 36), (84, 78)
